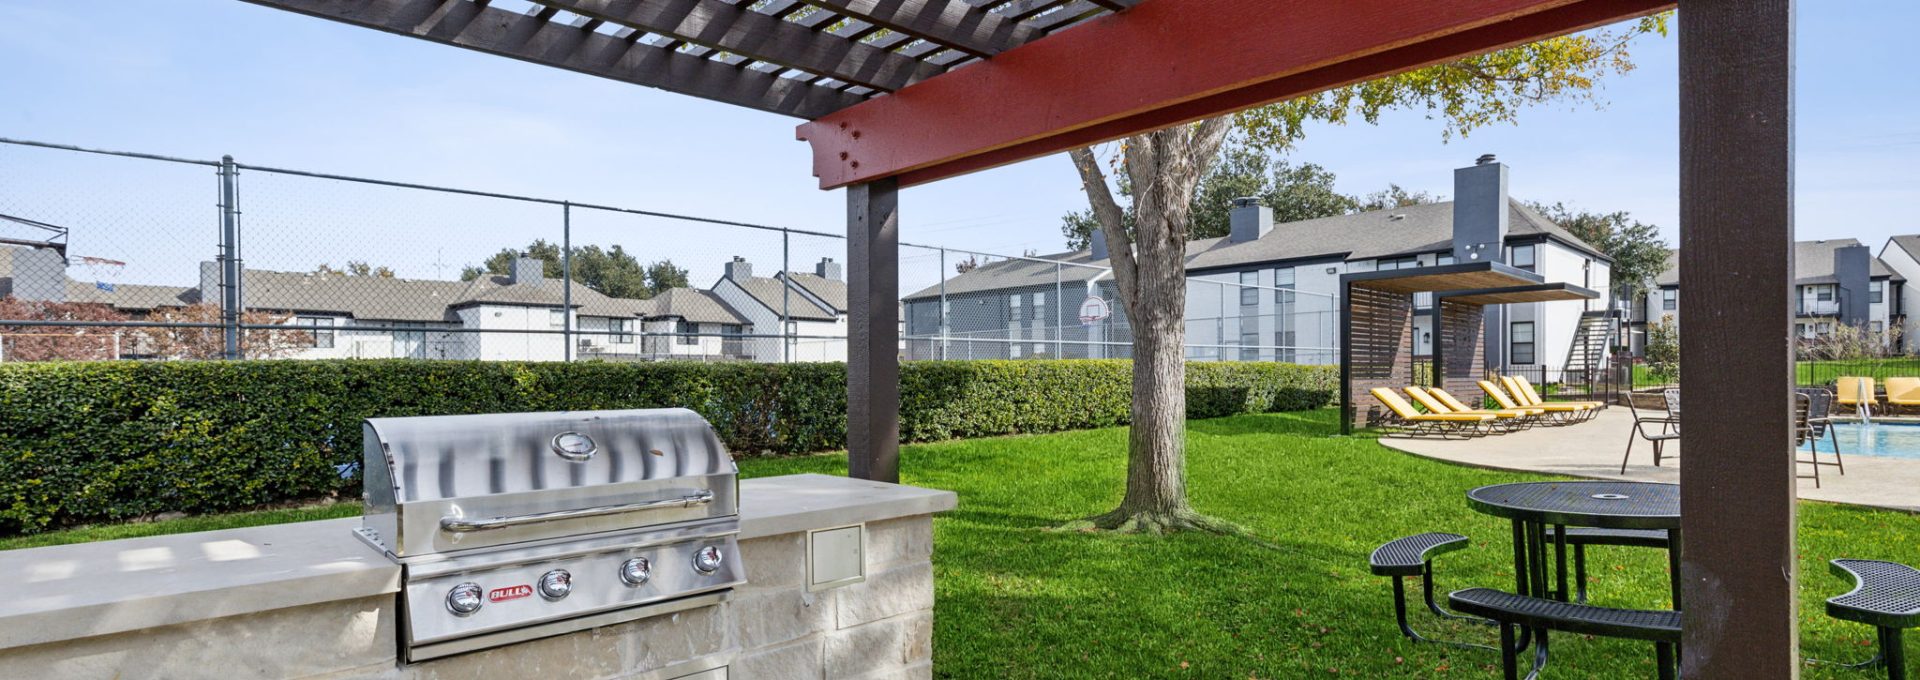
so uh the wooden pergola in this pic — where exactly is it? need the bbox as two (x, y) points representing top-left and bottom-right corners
(240, 0), (1800, 675)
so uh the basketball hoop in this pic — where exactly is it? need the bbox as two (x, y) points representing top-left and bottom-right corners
(1079, 295), (1110, 325)
(78, 255), (126, 292)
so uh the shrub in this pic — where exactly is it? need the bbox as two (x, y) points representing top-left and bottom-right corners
(0, 359), (1334, 533)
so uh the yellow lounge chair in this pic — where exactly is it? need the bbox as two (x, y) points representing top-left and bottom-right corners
(1369, 387), (1494, 438)
(1490, 377), (1590, 425)
(1406, 386), (1534, 432)
(1836, 377), (1880, 415)
(1431, 387), (1545, 428)
(1512, 375), (1605, 410)
(1884, 377), (1920, 414)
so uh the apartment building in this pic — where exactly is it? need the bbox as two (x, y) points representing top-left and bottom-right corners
(1632, 239), (1903, 353)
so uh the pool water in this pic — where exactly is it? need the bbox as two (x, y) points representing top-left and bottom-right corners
(1808, 422), (1920, 460)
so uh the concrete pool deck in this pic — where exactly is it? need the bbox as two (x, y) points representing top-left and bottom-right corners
(1379, 407), (1920, 513)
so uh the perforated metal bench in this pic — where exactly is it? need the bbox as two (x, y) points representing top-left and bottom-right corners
(1449, 587), (1680, 680)
(1825, 559), (1920, 680)
(1547, 527), (1673, 604)
(1369, 533), (1488, 648)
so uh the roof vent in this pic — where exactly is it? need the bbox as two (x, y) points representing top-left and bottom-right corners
(1389, 214), (1407, 221)
(1475, 153), (1497, 166)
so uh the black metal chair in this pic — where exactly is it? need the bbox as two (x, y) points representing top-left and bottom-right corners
(1796, 393), (1823, 488)
(1821, 559), (1920, 680)
(1449, 587), (1680, 680)
(1369, 533), (1493, 649)
(1796, 386), (1846, 477)
(1621, 399), (1681, 474)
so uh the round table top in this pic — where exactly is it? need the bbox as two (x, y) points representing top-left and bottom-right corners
(1467, 481), (1681, 530)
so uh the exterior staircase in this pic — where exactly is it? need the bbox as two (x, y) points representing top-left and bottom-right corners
(1561, 310), (1620, 383)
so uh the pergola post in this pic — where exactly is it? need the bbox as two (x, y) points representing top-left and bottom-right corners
(1677, 0), (1798, 676)
(847, 178), (901, 483)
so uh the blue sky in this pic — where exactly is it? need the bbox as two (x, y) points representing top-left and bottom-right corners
(1, 1), (1915, 292)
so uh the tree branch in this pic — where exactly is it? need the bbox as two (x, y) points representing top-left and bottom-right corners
(1069, 145), (1139, 314)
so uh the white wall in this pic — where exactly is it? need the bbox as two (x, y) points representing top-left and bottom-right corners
(457, 305), (569, 361)
(1882, 242), (1920, 350)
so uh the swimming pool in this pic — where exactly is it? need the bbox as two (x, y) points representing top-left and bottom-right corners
(1809, 422), (1920, 460)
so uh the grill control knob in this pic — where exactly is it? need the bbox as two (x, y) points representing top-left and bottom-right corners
(620, 557), (652, 586)
(538, 569), (573, 601)
(693, 546), (724, 574)
(446, 583), (484, 616)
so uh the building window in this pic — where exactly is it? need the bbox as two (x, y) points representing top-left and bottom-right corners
(298, 316), (335, 349)
(1378, 256), (1418, 271)
(1239, 271), (1259, 306)
(1437, 254), (1456, 266)
(1816, 285), (1834, 302)
(549, 309), (567, 328)
(1273, 267), (1295, 304)
(1509, 321), (1536, 365)
(1275, 330), (1297, 364)
(1816, 322), (1833, 336)
(1661, 288), (1677, 311)
(1010, 343), (1023, 359)
(1796, 323), (1808, 337)
(1239, 331), (1259, 361)
(1511, 245), (1536, 272)
(1008, 294), (1023, 321)
(611, 318), (633, 344)
(1872, 321), (1886, 335)
(1872, 281), (1885, 304)
(1032, 292), (1047, 328)
(676, 320), (698, 346)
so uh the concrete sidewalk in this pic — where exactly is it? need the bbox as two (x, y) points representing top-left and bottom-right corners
(1379, 407), (1920, 513)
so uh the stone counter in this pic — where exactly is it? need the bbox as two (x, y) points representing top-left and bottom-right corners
(0, 474), (956, 680)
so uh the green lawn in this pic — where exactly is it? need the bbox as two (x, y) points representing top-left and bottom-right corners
(5, 410), (1915, 678)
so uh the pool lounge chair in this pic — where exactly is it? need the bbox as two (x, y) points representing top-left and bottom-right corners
(1478, 379), (1574, 425)
(1511, 375), (1606, 412)
(1369, 388), (1495, 439)
(1885, 377), (1920, 415)
(1494, 376), (1594, 424)
(1412, 386), (1540, 432)
(1835, 376), (1879, 416)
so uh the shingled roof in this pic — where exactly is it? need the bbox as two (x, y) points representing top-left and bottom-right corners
(1652, 239), (1902, 287)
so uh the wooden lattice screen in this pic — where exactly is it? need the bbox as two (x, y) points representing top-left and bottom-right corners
(1344, 284), (1416, 430)
(1435, 298), (1487, 406)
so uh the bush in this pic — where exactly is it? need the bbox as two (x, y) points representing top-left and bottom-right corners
(0, 359), (1334, 533)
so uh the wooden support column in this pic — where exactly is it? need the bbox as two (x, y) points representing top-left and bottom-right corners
(847, 178), (901, 482)
(1677, 0), (1797, 676)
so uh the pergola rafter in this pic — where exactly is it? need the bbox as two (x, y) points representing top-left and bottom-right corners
(794, 0), (1036, 58)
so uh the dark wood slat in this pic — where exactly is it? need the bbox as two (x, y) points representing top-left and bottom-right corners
(1676, 0), (1798, 675)
(530, 0), (941, 92)
(240, 0), (867, 118)
(797, 0), (1037, 58)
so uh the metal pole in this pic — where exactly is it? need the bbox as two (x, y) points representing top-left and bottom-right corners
(782, 230), (792, 364)
(562, 202), (573, 362)
(218, 156), (241, 360)
(939, 247), (948, 361)
(1054, 263), (1064, 357)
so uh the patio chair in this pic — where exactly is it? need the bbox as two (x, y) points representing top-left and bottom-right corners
(1478, 379), (1574, 427)
(1795, 387), (1846, 477)
(1405, 386), (1530, 433)
(1369, 388), (1494, 438)
(1836, 376), (1879, 417)
(1661, 388), (1681, 422)
(1432, 387), (1545, 430)
(1512, 375), (1606, 413)
(1796, 393), (1823, 488)
(1621, 398), (1681, 473)
(1887, 377), (1920, 416)
(1819, 559), (1920, 680)
(1495, 376), (1594, 425)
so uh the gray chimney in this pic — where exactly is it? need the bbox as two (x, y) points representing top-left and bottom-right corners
(11, 248), (67, 302)
(1228, 197), (1273, 243)
(725, 256), (754, 281)
(1451, 154), (1509, 264)
(198, 260), (221, 307)
(1834, 243), (1871, 328)
(1090, 228), (1110, 260)
(814, 257), (843, 281)
(509, 256), (546, 286)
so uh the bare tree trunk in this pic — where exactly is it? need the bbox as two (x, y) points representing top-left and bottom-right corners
(1066, 118), (1237, 534)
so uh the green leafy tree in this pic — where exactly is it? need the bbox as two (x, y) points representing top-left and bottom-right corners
(1064, 14), (1670, 534)
(315, 260), (395, 277)
(1355, 184), (1442, 212)
(1645, 315), (1680, 382)
(1526, 201), (1670, 298)
(1062, 145), (1356, 249)
(644, 259), (691, 296)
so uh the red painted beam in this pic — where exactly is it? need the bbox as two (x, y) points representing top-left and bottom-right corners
(797, 0), (1672, 190)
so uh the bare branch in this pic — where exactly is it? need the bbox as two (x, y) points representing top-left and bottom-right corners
(1070, 145), (1139, 313)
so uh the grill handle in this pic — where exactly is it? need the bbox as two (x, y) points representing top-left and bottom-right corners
(439, 490), (716, 533)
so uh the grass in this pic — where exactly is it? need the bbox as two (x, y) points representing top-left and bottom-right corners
(6, 409), (1915, 678)
(0, 502), (360, 551)
(1629, 358), (1920, 390)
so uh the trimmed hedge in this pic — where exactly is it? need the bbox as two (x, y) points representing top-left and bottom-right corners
(0, 359), (1333, 534)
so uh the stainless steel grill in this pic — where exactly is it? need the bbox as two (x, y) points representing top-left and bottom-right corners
(356, 408), (744, 663)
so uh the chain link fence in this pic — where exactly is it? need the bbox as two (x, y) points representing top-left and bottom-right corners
(0, 137), (1334, 366)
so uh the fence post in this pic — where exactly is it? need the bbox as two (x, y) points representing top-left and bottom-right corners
(217, 156), (242, 360)
(562, 202), (573, 362)
(782, 230), (791, 363)
(1054, 263), (1064, 357)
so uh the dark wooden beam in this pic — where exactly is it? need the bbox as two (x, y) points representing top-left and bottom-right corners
(847, 178), (901, 483)
(240, 0), (866, 118)
(531, 0), (943, 92)
(797, 0), (1672, 189)
(1677, 0), (1798, 676)
(798, 0), (1037, 58)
